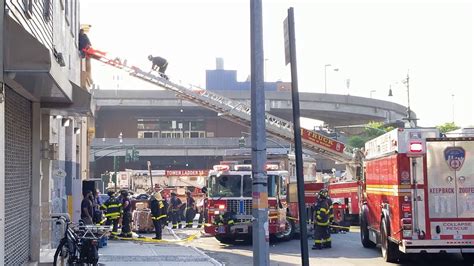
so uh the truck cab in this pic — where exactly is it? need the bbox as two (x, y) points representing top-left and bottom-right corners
(204, 164), (290, 244)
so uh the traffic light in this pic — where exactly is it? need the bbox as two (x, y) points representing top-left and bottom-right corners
(101, 172), (110, 183)
(111, 173), (117, 184)
(239, 137), (245, 148)
(125, 148), (131, 163)
(113, 156), (119, 172)
(132, 146), (140, 161)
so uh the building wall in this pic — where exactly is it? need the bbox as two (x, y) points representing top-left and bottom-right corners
(52, 0), (81, 84)
(96, 109), (249, 139)
(205, 117), (248, 137)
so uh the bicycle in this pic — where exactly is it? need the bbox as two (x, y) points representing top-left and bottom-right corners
(52, 214), (111, 266)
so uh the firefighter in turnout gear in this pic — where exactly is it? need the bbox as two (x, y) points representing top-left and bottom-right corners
(150, 192), (167, 240)
(312, 189), (333, 250)
(185, 191), (196, 228)
(101, 190), (122, 236)
(119, 190), (132, 237)
(169, 192), (182, 229)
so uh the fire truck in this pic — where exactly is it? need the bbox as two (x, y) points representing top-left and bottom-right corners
(328, 180), (359, 226)
(204, 164), (291, 243)
(360, 128), (474, 263)
(204, 162), (327, 244)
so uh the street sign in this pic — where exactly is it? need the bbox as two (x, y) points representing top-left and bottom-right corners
(283, 17), (290, 65)
(53, 168), (67, 178)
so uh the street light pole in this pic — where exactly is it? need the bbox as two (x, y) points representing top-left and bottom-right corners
(250, 0), (269, 265)
(324, 64), (330, 93)
(451, 93), (455, 123)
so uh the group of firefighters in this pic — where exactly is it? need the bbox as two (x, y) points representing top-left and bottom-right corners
(94, 189), (202, 240)
(84, 186), (334, 247)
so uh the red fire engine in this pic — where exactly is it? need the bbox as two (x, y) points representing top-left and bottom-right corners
(360, 128), (474, 263)
(204, 162), (326, 243)
(286, 181), (325, 235)
(328, 180), (359, 226)
(204, 164), (290, 243)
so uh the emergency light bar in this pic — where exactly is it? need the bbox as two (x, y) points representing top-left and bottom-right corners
(265, 164), (280, 170)
(213, 165), (230, 172)
(234, 164), (252, 171)
(407, 140), (425, 157)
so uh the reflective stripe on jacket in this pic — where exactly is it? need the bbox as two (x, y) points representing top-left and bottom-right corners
(103, 197), (122, 220)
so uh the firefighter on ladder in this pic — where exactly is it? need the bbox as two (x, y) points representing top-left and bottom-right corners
(312, 189), (333, 249)
(150, 192), (167, 240)
(101, 190), (122, 237)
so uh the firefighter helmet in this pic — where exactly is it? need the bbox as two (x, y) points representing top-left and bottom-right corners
(318, 189), (328, 199)
(153, 192), (162, 200)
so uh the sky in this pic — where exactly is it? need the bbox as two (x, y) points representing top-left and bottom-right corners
(81, 0), (473, 127)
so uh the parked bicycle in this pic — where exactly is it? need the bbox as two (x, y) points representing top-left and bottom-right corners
(52, 214), (111, 266)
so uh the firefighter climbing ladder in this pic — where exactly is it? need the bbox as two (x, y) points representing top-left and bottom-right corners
(85, 48), (356, 165)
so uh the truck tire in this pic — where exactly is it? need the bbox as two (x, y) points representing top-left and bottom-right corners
(278, 218), (295, 241)
(215, 235), (234, 245)
(360, 212), (375, 248)
(381, 218), (400, 263)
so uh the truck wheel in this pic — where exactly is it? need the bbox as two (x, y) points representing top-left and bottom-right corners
(215, 235), (234, 245)
(462, 253), (474, 263)
(380, 218), (400, 263)
(360, 213), (375, 248)
(278, 218), (295, 241)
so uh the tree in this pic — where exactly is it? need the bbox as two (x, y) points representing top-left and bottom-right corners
(436, 122), (460, 134)
(348, 136), (366, 148)
(346, 121), (393, 148)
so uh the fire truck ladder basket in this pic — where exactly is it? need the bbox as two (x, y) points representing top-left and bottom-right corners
(86, 48), (354, 164)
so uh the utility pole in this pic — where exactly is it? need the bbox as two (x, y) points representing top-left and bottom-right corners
(250, 0), (269, 265)
(405, 72), (412, 124)
(113, 156), (118, 191)
(285, 7), (309, 266)
(147, 161), (153, 191)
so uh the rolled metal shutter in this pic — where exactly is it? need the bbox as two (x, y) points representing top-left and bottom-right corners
(4, 87), (32, 265)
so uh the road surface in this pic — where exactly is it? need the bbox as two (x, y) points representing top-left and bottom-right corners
(185, 229), (469, 266)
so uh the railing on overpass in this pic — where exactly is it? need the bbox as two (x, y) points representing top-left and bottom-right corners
(91, 137), (290, 150)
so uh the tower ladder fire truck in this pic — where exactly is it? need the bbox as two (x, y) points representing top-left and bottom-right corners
(84, 47), (360, 241)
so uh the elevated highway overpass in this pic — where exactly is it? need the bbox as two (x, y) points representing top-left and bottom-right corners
(93, 89), (413, 127)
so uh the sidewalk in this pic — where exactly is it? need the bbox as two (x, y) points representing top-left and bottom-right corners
(99, 240), (220, 265)
(39, 228), (221, 266)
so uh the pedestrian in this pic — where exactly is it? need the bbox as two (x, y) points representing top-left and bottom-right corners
(197, 186), (208, 228)
(147, 55), (169, 79)
(93, 189), (105, 225)
(312, 189), (332, 250)
(101, 190), (122, 237)
(81, 190), (94, 225)
(169, 191), (182, 229)
(119, 190), (132, 237)
(150, 192), (167, 240)
(184, 191), (197, 228)
(78, 29), (91, 58)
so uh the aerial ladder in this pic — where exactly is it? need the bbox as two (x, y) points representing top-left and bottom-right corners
(85, 48), (361, 173)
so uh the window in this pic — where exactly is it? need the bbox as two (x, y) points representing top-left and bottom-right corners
(43, 0), (51, 22)
(65, 0), (69, 25)
(22, 0), (33, 19)
(208, 175), (242, 197)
